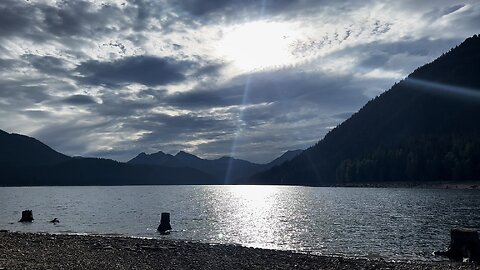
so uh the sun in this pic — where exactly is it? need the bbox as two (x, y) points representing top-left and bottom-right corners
(218, 21), (298, 71)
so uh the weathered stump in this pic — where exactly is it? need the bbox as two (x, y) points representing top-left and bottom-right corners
(435, 228), (480, 262)
(157, 212), (172, 234)
(19, 210), (34, 222)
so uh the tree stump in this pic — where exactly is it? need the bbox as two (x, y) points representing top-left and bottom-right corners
(19, 210), (34, 222)
(157, 212), (172, 234)
(435, 228), (480, 262)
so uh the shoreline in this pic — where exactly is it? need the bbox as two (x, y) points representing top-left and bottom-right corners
(0, 231), (478, 269)
(336, 181), (480, 189)
(1, 181), (480, 189)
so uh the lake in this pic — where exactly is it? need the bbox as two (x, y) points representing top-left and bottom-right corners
(1, 186), (479, 261)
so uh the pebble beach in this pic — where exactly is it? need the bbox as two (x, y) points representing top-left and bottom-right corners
(0, 231), (479, 270)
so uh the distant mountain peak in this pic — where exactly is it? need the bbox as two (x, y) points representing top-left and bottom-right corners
(175, 151), (198, 158)
(150, 150), (168, 156)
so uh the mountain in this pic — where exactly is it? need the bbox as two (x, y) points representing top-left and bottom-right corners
(265, 149), (303, 168)
(128, 151), (180, 167)
(128, 149), (303, 183)
(0, 130), (215, 186)
(0, 128), (301, 186)
(0, 130), (69, 166)
(249, 34), (480, 186)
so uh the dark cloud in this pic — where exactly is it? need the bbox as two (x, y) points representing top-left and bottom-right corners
(32, 120), (114, 157)
(167, 69), (370, 110)
(0, 58), (21, 71)
(75, 56), (196, 87)
(62, 95), (98, 105)
(171, 0), (370, 21)
(20, 110), (51, 119)
(0, 79), (51, 105)
(0, 0), (127, 42)
(23, 54), (70, 76)
(341, 37), (465, 75)
(128, 113), (236, 143)
(423, 4), (466, 21)
(0, 0), (38, 38)
(42, 1), (114, 37)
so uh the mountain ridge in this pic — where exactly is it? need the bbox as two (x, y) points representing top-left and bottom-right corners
(247, 34), (480, 186)
(128, 149), (303, 182)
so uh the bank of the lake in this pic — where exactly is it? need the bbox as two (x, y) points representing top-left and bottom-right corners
(0, 231), (478, 270)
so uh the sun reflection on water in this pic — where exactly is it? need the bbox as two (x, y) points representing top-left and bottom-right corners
(218, 185), (296, 250)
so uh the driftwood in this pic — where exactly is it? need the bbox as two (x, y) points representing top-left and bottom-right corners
(435, 228), (480, 262)
(157, 212), (172, 234)
(18, 210), (34, 222)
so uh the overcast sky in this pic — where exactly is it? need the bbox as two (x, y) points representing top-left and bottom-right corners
(0, 0), (478, 163)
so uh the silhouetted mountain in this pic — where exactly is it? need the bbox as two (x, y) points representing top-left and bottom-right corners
(249, 34), (480, 186)
(265, 149), (303, 168)
(128, 149), (303, 183)
(0, 129), (69, 166)
(0, 130), (215, 186)
(128, 151), (181, 167)
(0, 128), (300, 186)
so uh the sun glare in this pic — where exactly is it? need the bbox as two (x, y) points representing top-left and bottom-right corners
(218, 21), (298, 71)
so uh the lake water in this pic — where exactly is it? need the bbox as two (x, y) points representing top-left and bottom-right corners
(1, 186), (479, 261)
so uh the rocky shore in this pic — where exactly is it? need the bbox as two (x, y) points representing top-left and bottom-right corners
(0, 231), (478, 270)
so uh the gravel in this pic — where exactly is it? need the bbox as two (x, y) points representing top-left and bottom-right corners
(0, 231), (478, 270)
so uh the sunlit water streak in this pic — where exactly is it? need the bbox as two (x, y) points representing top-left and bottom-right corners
(1, 186), (480, 261)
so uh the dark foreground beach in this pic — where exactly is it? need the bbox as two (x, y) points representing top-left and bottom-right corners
(0, 231), (478, 270)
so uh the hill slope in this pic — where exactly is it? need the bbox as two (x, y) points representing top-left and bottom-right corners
(249, 34), (480, 185)
(0, 130), (69, 166)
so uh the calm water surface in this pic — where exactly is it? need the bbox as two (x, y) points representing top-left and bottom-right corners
(1, 186), (479, 261)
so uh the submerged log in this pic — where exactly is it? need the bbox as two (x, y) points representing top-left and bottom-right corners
(157, 212), (172, 234)
(19, 210), (34, 222)
(435, 228), (480, 262)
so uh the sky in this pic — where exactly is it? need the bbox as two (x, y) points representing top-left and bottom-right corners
(0, 0), (479, 163)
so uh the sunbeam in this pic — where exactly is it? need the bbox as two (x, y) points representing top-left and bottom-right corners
(405, 78), (480, 100)
(224, 76), (252, 184)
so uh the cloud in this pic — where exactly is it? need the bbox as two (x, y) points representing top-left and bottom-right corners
(0, 0), (37, 38)
(167, 69), (371, 109)
(23, 54), (71, 76)
(62, 95), (98, 105)
(0, 0), (479, 163)
(75, 56), (197, 87)
(171, 0), (372, 21)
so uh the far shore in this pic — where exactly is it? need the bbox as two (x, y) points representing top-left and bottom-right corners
(336, 181), (480, 189)
(0, 231), (478, 269)
(1, 181), (480, 188)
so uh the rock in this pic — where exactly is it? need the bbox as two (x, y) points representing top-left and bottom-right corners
(435, 228), (480, 262)
(19, 210), (34, 222)
(157, 212), (172, 234)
